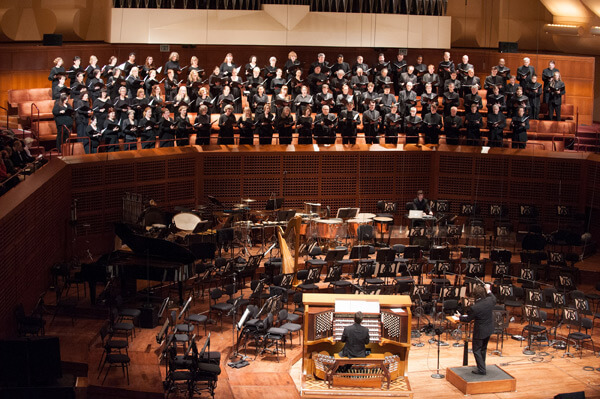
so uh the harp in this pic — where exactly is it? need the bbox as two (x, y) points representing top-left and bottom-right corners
(277, 215), (302, 277)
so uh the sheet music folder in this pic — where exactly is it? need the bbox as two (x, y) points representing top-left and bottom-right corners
(408, 210), (424, 219)
(334, 299), (380, 314)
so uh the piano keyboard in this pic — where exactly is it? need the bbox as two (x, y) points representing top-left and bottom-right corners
(333, 314), (381, 342)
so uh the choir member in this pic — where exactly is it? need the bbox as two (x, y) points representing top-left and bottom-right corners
(148, 84), (164, 120)
(92, 88), (110, 129)
(88, 69), (104, 101)
(443, 82), (460, 116)
(465, 103), (483, 146)
(495, 58), (511, 82)
(398, 81), (417, 117)
(263, 57), (278, 94)
(102, 56), (118, 79)
(208, 66), (224, 99)
(399, 65), (418, 93)
(404, 106), (422, 145)
(175, 105), (192, 146)
(86, 115), (102, 154)
(315, 84), (334, 114)
(373, 53), (389, 77)
(510, 106), (529, 148)
(504, 75), (520, 109)
(246, 67), (264, 109)
(461, 68), (480, 98)
(245, 55), (258, 78)
(237, 106), (255, 145)
(314, 104), (337, 145)
(423, 104), (442, 145)
(131, 88), (149, 121)
(516, 57), (535, 86)
(456, 54), (472, 80)
(487, 103), (506, 148)
(352, 55), (369, 77)
(542, 60), (559, 104)
(52, 93), (74, 152)
(164, 68), (179, 101)
(362, 100), (381, 145)
(270, 68), (286, 96)
(121, 109), (138, 150)
(289, 68), (304, 97)
(189, 56), (203, 75)
(374, 68), (392, 93)
(195, 87), (214, 117)
(141, 56), (156, 79)
(216, 85), (234, 114)
(438, 52), (455, 84)
(422, 64), (440, 95)
(414, 55), (427, 94)
(360, 82), (380, 113)
(350, 67), (369, 102)
(107, 68), (125, 100)
(486, 85), (506, 114)
(164, 52), (181, 75)
(383, 103), (401, 145)
(309, 53), (329, 76)
(330, 69), (348, 96)
(172, 86), (191, 114)
(144, 68), (159, 97)
(510, 86), (530, 118)
(308, 65), (327, 96)
(102, 108), (120, 152)
(122, 52), (136, 76)
(463, 85), (483, 112)
(75, 91), (93, 153)
(420, 82), (438, 118)
(252, 85), (269, 116)
(284, 51), (301, 79)
(546, 71), (565, 121)
(67, 56), (84, 85)
(139, 106), (156, 149)
(49, 57), (66, 91)
(113, 85), (131, 123)
(273, 85), (291, 117)
(52, 73), (68, 100)
(85, 55), (99, 85)
(158, 107), (176, 147)
(296, 106), (314, 145)
(275, 106), (294, 145)
(71, 72), (85, 99)
(484, 66), (505, 96)
(186, 69), (202, 107)
(194, 105), (212, 145)
(443, 106), (462, 145)
(391, 52), (407, 95)
(443, 70), (461, 94)
(379, 85), (395, 118)
(339, 101), (360, 145)
(255, 103), (275, 145)
(335, 84), (353, 114)
(219, 53), (237, 78)
(331, 54), (350, 77)
(525, 74), (543, 120)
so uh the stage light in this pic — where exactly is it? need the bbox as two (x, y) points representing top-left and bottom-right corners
(543, 24), (583, 36)
(590, 26), (600, 36)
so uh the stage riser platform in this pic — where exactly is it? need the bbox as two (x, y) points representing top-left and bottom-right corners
(446, 365), (516, 395)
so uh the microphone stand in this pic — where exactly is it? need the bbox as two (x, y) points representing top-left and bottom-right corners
(430, 268), (449, 379)
(404, 264), (425, 347)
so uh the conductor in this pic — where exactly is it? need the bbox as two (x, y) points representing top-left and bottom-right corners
(456, 284), (496, 375)
(339, 311), (370, 358)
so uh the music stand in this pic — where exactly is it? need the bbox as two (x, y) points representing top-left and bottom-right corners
(403, 245), (421, 260)
(178, 296), (193, 320)
(349, 245), (370, 259)
(336, 208), (359, 219)
(158, 297), (170, 319)
(193, 220), (210, 233)
(207, 195), (224, 208)
(324, 248), (346, 263)
(277, 209), (296, 222)
(266, 198), (284, 211)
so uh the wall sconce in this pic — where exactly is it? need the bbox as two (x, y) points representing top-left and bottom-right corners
(543, 24), (583, 36)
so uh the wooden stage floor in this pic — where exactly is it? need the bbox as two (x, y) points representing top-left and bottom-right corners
(45, 242), (600, 399)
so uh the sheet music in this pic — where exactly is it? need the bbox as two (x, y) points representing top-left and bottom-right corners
(335, 299), (380, 314)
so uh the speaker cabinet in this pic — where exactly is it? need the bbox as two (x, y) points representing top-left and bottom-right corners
(43, 34), (63, 46)
(498, 41), (518, 53)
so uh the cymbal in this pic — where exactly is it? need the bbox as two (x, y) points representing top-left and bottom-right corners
(233, 203), (247, 208)
(242, 198), (256, 203)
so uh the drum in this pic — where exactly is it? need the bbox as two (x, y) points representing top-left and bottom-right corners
(373, 216), (394, 234)
(300, 218), (319, 237)
(347, 217), (373, 237)
(357, 212), (376, 219)
(172, 212), (202, 232)
(316, 218), (343, 239)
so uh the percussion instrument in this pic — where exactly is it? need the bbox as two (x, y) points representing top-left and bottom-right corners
(357, 212), (376, 219)
(172, 212), (202, 232)
(347, 217), (373, 237)
(241, 198), (256, 203)
(373, 216), (394, 234)
(299, 218), (319, 237)
(304, 202), (322, 214)
(316, 218), (343, 239)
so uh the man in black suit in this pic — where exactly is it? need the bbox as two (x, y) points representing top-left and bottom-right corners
(339, 311), (370, 358)
(457, 284), (496, 375)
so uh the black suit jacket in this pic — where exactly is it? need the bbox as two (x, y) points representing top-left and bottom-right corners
(460, 293), (496, 339)
(340, 322), (370, 358)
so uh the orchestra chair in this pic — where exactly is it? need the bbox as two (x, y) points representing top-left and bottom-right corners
(297, 266), (323, 292)
(520, 305), (550, 352)
(14, 303), (45, 337)
(98, 321), (128, 372)
(499, 284), (524, 319)
(491, 262), (511, 286)
(99, 344), (130, 385)
(292, 292), (304, 317)
(261, 312), (288, 361)
(115, 295), (141, 330)
(163, 345), (193, 396)
(556, 272), (577, 293)
(249, 279), (267, 307)
(466, 220), (486, 249)
(305, 245), (327, 269)
(272, 273), (296, 303)
(491, 309), (510, 356)
(208, 288), (234, 329)
(324, 264), (351, 293)
(551, 290), (567, 324)
(278, 309), (302, 347)
(490, 221), (514, 252)
(518, 266), (538, 290)
(357, 224), (375, 245)
(562, 308), (595, 358)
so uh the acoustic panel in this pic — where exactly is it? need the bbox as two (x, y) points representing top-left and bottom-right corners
(244, 155), (281, 175)
(284, 178), (318, 197)
(137, 160), (166, 181)
(511, 158), (544, 179)
(439, 154), (472, 175)
(167, 157), (196, 178)
(474, 157), (509, 177)
(283, 155), (320, 175)
(203, 156), (241, 175)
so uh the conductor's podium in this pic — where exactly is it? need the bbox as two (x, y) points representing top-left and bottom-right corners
(301, 294), (413, 397)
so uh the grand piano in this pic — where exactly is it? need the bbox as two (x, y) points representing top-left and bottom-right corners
(82, 223), (198, 306)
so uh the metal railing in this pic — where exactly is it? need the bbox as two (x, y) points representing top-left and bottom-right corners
(0, 105), (8, 132)
(30, 102), (40, 142)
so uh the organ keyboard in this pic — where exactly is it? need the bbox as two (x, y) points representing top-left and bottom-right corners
(332, 313), (381, 342)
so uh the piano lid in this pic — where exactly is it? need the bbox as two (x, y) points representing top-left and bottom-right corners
(114, 222), (196, 264)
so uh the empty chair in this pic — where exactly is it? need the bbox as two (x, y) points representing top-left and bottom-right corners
(209, 288), (234, 329)
(278, 309), (301, 347)
(562, 308), (595, 358)
(98, 322), (128, 372)
(521, 305), (549, 353)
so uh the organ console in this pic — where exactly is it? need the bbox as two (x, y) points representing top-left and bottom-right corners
(302, 293), (412, 391)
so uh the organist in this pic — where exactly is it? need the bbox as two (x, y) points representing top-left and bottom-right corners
(339, 311), (370, 358)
